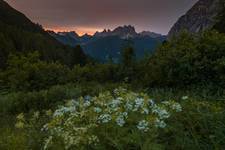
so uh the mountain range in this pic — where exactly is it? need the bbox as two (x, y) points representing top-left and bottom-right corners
(49, 26), (166, 62)
(49, 0), (224, 62)
(0, 0), (224, 67)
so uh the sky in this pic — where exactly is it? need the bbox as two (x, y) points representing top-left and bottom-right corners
(5, 0), (198, 35)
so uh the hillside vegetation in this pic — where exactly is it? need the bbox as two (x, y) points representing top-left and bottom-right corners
(0, 0), (87, 68)
(1, 0), (225, 149)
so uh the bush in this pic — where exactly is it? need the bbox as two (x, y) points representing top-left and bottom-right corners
(142, 31), (225, 87)
(1, 52), (70, 91)
(43, 88), (182, 149)
(0, 85), (83, 114)
(0, 83), (128, 114)
(162, 99), (225, 149)
(69, 63), (119, 83)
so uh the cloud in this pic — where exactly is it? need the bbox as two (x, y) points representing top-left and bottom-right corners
(5, 0), (198, 34)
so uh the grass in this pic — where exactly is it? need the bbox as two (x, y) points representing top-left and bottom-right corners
(0, 84), (225, 149)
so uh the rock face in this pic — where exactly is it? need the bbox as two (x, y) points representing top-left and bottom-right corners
(94, 25), (138, 39)
(168, 0), (221, 37)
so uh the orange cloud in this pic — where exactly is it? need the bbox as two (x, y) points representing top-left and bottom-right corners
(44, 26), (103, 36)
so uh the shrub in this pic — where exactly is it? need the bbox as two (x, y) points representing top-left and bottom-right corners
(0, 85), (83, 114)
(43, 88), (182, 149)
(1, 52), (70, 91)
(143, 31), (225, 87)
(69, 64), (119, 83)
(0, 83), (126, 114)
(162, 99), (225, 149)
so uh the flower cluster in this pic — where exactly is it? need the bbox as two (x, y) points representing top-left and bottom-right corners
(137, 120), (149, 132)
(98, 114), (112, 123)
(43, 88), (182, 149)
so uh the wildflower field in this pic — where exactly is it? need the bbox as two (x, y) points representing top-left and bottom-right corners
(1, 0), (225, 149)
(1, 9), (225, 149)
(1, 85), (225, 150)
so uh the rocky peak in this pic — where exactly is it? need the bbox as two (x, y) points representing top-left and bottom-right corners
(94, 29), (111, 37)
(139, 31), (163, 38)
(113, 25), (136, 34)
(112, 25), (137, 38)
(94, 25), (138, 39)
(168, 0), (221, 37)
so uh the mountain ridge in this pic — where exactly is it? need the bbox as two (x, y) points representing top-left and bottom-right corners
(0, 0), (87, 68)
(48, 25), (166, 62)
(168, 0), (221, 37)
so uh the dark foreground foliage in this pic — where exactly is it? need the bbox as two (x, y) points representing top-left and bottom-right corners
(1, 14), (225, 149)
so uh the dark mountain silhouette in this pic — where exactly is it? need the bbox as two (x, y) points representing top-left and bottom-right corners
(0, 0), (87, 68)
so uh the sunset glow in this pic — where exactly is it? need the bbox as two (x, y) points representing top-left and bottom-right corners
(44, 27), (103, 36)
(5, 0), (198, 35)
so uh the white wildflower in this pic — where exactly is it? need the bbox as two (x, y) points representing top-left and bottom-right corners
(171, 103), (182, 112)
(108, 99), (121, 111)
(42, 88), (183, 149)
(148, 99), (155, 107)
(155, 118), (166, 128)
(162, 101), (182, 112)
(121, 112), (128, 118)
(53, 106), (76, 117)
(133, 98), (144, 111)
(137, 120), (149, 132)
(83, 101), (91, 107)
(94, 107), (102, 113)
(152, 106), (170, 119)
(125, 101), (133, 111)
(141, 108), (149, 114)
(98, 114), (112, 123)
(182, 96), (188, 100)
(116, 116), (126, 127)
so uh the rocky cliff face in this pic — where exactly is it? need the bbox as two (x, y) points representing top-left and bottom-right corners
(168, 0), (221, 37)
(94, 25), (138, 39)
